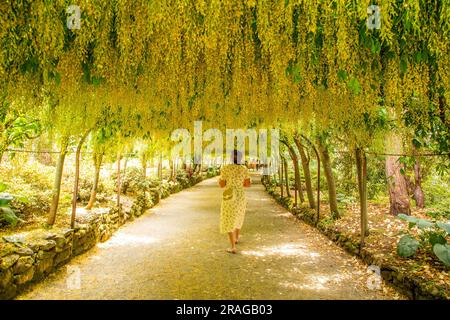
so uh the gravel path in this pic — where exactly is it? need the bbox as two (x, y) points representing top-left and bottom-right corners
(18, 176), (401, 300)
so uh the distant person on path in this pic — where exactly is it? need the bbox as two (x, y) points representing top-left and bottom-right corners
(218, 150), (251, 253)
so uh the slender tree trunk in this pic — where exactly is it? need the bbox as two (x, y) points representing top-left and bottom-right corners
(86, 152), (103, 210)
(71, 131), (90, 228)
(0, 147), (5, 165)
(413, 159), (425, 208)
(116, 152), (121, 209)
(301, 135), (321, 224)
(47, 138), (69, 226)
(169, 159), (175, 181)
(142, 154), (147, 178)
(279, 160), (284, 197)
(281, 139), (304, 206)
(385, 133), (411, 215)
(283, 156), (291, 198)
(318, 140), (339, 217)
(158, 153), (163, 180)
(0, 134), (8, 165)
(294, 136), (315, 208)
(356, 148), (369, 246)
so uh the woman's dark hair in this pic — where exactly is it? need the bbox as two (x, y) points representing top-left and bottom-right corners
(233, 149), (242, 164)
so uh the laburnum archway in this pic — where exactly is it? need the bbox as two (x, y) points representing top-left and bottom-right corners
(0, 0), (448, 248)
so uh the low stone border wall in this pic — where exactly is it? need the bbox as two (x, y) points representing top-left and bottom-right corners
(0, 174), (209, 299)
(262, 180), (448, 300)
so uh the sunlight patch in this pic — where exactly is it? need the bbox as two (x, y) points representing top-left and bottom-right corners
(97, 233), (158, 248)
(241, 243), (320, 258)
(280, 274), (344, 291)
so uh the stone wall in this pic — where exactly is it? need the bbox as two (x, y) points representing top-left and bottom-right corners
(0, 175), (208, 299)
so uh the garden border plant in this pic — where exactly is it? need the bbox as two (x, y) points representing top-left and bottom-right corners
(0, 170), (217, 299)
(262, 178), (449, 300)
(396, 214), (450, 267)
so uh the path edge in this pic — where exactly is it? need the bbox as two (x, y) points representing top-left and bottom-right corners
(0, 173), (218, 300)
(261, 178), (448, 300)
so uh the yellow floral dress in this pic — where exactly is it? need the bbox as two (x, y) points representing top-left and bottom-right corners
(220, 164), (249, 234)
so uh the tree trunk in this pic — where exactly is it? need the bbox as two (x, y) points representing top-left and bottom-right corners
(281, 139), (304, 206)
(283, 156), (291, 198)
(413, 159), (425, 208)
(71, 131), (90, 228)
(300, 135), (321, 224)
(116, 152), (121, 209)
(279, 160), (284, 197)
(86, 152), (103, 210)
(169, 159), (175, 181)
(142, 154), (147, 178)
(47, 139), (69, 226)
(0, 133), (9, 165)
(158, 153), (163, 180)
(356, 148), (369, 246)
(0, 146), (5, 165)
(294, 136), (315, 208)
(318, 140), (339, 218)
(385, 133), (411, 215)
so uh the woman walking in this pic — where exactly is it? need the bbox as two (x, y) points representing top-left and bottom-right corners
(219, 150), (251, 253)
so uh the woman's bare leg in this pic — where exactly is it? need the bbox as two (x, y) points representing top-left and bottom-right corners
(227, 232), (237, 253)
(234, 228), (240, 244)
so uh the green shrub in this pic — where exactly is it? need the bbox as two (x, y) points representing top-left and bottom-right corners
(0, 183), (26, 227)
(423, 174), (450, 209)
(206, 166), (219, 178)
(77, 177), (112, 204)
(397, 214), (450, 266)
(425, 209), (450, 220)
(397, 235), (420, 257)
(175, 169), (191, 188)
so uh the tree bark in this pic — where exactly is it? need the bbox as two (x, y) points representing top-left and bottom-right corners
(142, 154), (147, 178)
(317, 140), (339, 218)
(279, 159), (284, 197)
(0, 148), (5, 165)
(158, 153), (163, 180)
(413, 159), (425, 208)
(300, 135), (321, 224)
(282, 156), (291, 198)
(47, 138), (69, 226)
(294, 135), (315, 208)
(356, 148), (369, 246)
(71, 130), (90, 228)
(385, 133), (411, 215)
(116, 152), (121, 209)
(281, 139), (304, 206)
(86, 152), (103, 210)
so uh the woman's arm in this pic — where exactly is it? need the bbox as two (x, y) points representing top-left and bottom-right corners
(219, 166), (226, 188)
